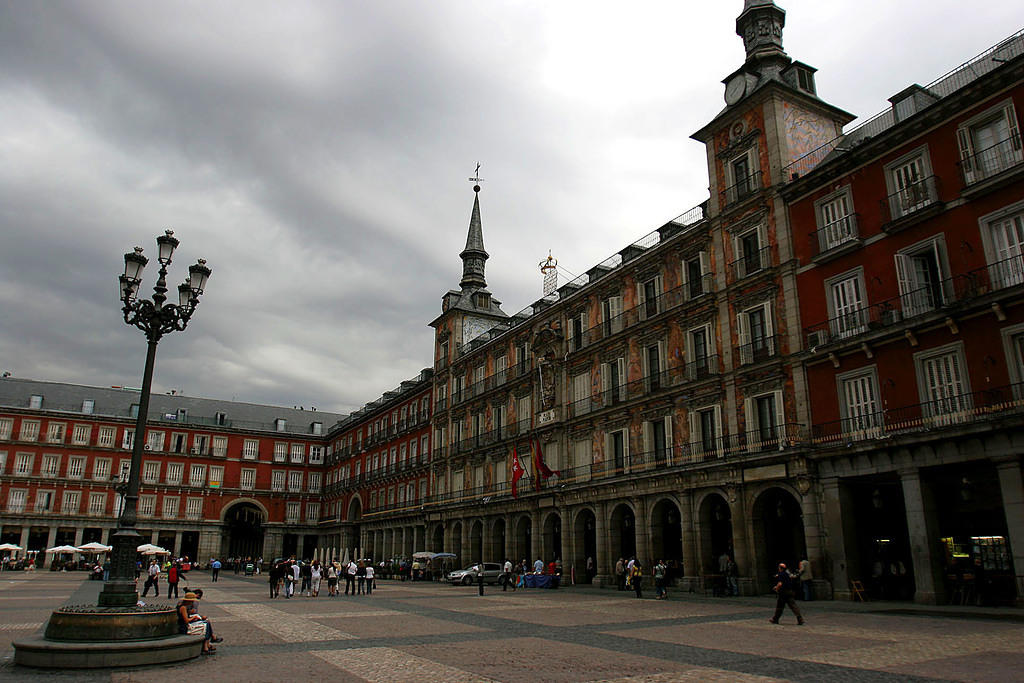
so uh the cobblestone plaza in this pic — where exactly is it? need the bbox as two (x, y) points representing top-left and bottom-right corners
(2, 571), (1021, 682)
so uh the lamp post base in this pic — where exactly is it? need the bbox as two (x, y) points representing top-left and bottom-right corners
(97, 527), (144, 608)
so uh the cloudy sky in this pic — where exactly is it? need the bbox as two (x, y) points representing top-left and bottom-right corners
(1, 1), (1020, 414)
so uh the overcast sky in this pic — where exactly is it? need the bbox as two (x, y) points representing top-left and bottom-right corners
(1, 1), (1020, 414)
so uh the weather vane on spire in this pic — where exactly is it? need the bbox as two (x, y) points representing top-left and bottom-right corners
(469, 162), (484, 192)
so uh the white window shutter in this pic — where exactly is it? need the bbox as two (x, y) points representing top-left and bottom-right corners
(699, 250), (709, 275)
(638, 282), (647, 321)
(658, 340), (668, 372)
(664, 415), (674, 463)
(680, 258), (689, 293)
(601, 362), (611, 406)
(956, 127), (975, 183)
(617, 358), (627, 401)
(581, 310), (589, 340)
(643, 422), (651, 456)
(687, 411), (697, 453)
(743, 397), (754, 451)
(894, 252), (913, 310)
(774, 391), (787, 448)
(1005, 103), (1022, 152)
(567, 317), (575, 346)
(737, 312), (751, 362)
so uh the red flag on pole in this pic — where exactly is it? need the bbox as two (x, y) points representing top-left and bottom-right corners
(510, 445), (524, 498)
(532, 438), (559, 488)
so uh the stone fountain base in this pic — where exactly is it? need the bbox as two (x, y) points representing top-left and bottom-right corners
(13, 600), (203, 668)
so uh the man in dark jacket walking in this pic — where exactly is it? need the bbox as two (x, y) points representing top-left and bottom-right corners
(769, 563), (804, 625)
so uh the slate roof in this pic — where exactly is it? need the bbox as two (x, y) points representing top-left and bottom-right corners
(0, 377), (345, 436)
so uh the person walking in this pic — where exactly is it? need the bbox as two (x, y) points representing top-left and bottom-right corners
(798, 558), (813, 601)
(141, 559), (160, 597)
(629, 560), (643, 598)
(653, 559), (667, 599)
(301, 561), (312, 596)
(310, 560), (322, 597)
(345, 560), (357, 595)
(615, 558), (626, 591)
(288, 560), (300, 598)
(364, 562), (374, 595)
(167, 562), (180, 599)
(211, 558), (221, 582)
(268, 562), (280, 598)
(326, 562), (338, 596)
(356, 561), (367, 595)
(502, 558), (513, 592)
(769, 563), (805, 625)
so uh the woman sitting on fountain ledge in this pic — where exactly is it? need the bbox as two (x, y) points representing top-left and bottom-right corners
(177, 592), (221, 655)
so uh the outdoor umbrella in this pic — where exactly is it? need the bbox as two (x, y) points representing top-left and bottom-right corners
(76, 542), (112, 552)
(137, 544), (170, 555)
(412, 551), (434, 560)
(431, 552), (457, 559)
(46, 545), (80, 554)
(0, 543), (23, 551)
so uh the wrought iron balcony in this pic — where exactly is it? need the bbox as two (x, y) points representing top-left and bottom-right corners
(811, 383), (1024, 446)
(685, 353), (720, 381)
(724, 169), (763, 206)
(880, 175), (940, 229)
(958, 135), (1024, 186)
(811, 213), (861, 259)
(737, 334), (779, 366)
(729, 245), (770, 281)
(804, 255), (1024, 349)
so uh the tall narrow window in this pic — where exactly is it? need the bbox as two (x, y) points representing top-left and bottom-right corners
(829, 275), (866, 338)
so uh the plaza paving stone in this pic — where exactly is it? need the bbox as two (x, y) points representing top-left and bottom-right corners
(0, 570), (1021, 682)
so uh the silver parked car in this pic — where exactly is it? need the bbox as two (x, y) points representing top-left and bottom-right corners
(447, 562), (503, 585)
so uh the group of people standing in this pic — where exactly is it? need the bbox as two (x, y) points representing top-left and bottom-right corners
(613, 557), (670, 599)
(140, 556), (193, 598)
(268, 558), (375, 598)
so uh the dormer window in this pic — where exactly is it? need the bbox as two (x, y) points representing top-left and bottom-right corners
(275, 418), (287, 432)
(81, 399), (95, 414)
(311, 421), (323, 435)
(796, 67), (815, 95)
(29, 395), (43, 409)
(474, 292), (490, 308)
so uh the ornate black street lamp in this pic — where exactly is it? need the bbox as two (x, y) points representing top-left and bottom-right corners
(98, 230), (210, 607)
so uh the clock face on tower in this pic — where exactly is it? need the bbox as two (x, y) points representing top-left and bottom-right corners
(725, 74), (747, 105)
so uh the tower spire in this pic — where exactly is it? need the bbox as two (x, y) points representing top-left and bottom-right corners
(460, 164), (488, 290)
(736, 0), (787, 64)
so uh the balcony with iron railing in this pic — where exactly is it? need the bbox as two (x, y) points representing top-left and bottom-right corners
(685, 353), (721, 382)
(879, 175), (941, 231)
(723, 169), (763, 206)
(958, 135), (1024, 189)
(568, 282), (718, 356)
(729, 245), (771, 281)
(737, 335), (780, 366)
(811, 383), (1024, 446)
(803, 255), (1024, 350)
(810, 213), (861, 261)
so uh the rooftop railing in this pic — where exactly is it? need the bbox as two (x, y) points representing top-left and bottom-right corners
(783, 30), (1024, 182)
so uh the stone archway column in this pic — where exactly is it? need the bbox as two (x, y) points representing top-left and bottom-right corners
(460, 517), (470, 561)
(730, 489), (752, 594)
(900, 467), (945, 604)
(820, 477), (853, 600)
(594, 501), (610, 585)
(566, 507), (578, 582)
(798, 480), (827, 598)
(634, 497), (651, 565)
(531, 512), (542, 563)
(995, 458), (1024, 606)
(680, 492), (698, 588)
(504, 514), (513, 560)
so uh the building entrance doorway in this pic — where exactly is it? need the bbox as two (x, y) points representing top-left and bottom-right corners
(224, 502), (265, 560)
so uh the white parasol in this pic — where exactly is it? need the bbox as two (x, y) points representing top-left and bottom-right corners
(137, 543), (171, 555)
(0, 543), (24, 551)
(77, 542), (113, 552)
(46, 545), (80, 554)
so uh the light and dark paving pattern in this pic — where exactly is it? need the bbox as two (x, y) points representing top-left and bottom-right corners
(1, 569), (1021, 682)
